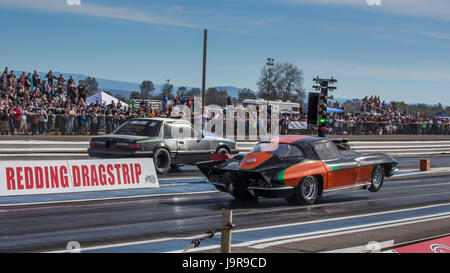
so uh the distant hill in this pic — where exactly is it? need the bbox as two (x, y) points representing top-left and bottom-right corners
(13, 70), (140, 91)
(10, 69), (246, 99)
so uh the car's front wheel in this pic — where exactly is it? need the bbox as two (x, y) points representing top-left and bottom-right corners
(153, 148), (171, 175)
(368, 165), (384, 192)
(216, 147), (230, 155)
(286, 176), (319, 205)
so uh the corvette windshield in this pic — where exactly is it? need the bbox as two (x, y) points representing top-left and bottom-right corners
(251, 143), (304, 158)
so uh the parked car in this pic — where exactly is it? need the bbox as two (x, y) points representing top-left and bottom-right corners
(88, 118), (238, 174)
(197, 135), (398, 204)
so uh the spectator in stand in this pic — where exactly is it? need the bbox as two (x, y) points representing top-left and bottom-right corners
(66, 108), (75, 135)
(78, 80), (87, 101)
(32, 70), (41, 89)
(21, 106), (30, 135)
(24, 73), (32, 91)
(38, 108), (47, 135)
(0, 109), (9, 135)
(1, 72), (8, 91)
(8, 70), (17, 87)
(47, 109), (54, 134)
(57, 74), (66, 94)
(46, 70), (56, 86)
(105, 109), (113, 134)
(31, 108), (39, 135)
(90, 110), (99, 135)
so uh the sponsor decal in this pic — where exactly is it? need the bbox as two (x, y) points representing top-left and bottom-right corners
(394, 236), (450, 253)
(145, 174), (157, 184)
(0, 158), (159, 196)
(430, 244), (450, 253)
(288, 121), (308, 130)
(247, 158), (256, 164)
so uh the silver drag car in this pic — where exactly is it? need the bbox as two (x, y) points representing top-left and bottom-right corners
(88, 118), (238, 174)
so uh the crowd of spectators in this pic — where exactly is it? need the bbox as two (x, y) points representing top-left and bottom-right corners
(319, 95), (450, 135)
(0, 67), (191, 136)
(0, 67), (448, 136)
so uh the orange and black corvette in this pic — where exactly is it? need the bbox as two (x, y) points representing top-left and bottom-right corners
(197, 135), (398, 205)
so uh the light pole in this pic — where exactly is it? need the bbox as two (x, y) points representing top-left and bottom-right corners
(266, 58), (274, 98)
(202, 29), (208, 115)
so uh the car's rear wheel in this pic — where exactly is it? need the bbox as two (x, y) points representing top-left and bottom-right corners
(286, 176), (319, 205)
(368, 165), (384, 192)
(153, 148), (171, 175)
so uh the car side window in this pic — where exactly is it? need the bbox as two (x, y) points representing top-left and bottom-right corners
(312, 140), (342, 161)
(173, 122), (195, 138)
(163, 123), (173, 138)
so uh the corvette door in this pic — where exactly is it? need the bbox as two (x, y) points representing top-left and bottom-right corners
(312, 140), (358, 189)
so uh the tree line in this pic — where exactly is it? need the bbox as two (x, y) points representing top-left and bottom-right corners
(90, 59), (448, 115)
(129, 60), (307, 107)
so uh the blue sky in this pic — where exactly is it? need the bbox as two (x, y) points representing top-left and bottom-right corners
(1, 0), (450, 105)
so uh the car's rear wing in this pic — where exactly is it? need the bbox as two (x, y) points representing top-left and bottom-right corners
(332, 138), (351, 151)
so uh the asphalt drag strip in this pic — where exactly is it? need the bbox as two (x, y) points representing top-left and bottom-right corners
(0, 167), (449, 207)
(50, 203), (450, 253)
(1, 173), (449, 252)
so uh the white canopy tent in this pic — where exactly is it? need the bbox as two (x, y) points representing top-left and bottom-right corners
(86, 91), (128, 108)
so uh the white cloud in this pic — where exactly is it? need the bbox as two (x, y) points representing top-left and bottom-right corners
(282, 0), (450, 22)
(304, 59), (450, 83)
(252, 17), (283, 25)
(66, 0), (81, 6)
(0, 0), (201, 29)
(170, 5), (183, 12)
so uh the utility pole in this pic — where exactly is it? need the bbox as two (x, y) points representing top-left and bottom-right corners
(202, 29), (208, 115)
(313, 76), (337, 137)
(266, 58), (274, 98)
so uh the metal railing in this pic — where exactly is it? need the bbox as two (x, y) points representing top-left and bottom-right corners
(0, 140), (450, 157)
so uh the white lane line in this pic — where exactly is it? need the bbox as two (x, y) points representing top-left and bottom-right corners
(180, 213), (450, 253)
(0, 190), (220, 208)
(229, 203), (450, 233)
(386, 182), (450, 189)
(350, 141), (450, 144)
(48, 236), (203, 253)
(324, 240), (396, 253)
(49, 203), (450, 253)
(350, 146), (450, 149)
(392, 167), (450, 177)
(246, 214), (450, 250)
